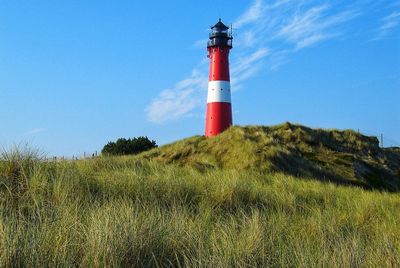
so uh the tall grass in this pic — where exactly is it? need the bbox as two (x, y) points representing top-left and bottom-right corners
(0, 150), (399, 267)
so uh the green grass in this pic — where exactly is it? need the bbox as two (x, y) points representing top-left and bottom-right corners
(140, 123), (400, 191)
(1, 147), (399, 267)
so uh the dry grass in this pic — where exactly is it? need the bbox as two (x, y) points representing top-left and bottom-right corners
(0, 147), (399, 267)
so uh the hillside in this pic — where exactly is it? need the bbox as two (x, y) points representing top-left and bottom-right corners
(1, 149), (400, 266)
(140, 122), (400, 191)
(1, 141), (400, 266)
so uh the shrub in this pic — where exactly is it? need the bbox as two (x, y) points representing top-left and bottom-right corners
(102, 137), (157, 156)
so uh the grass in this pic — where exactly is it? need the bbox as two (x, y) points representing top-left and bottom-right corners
(0, 146), (399, 267)
(140, 123), (400, 191)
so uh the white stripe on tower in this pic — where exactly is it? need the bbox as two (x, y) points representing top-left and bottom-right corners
(207, 80), (231, 103)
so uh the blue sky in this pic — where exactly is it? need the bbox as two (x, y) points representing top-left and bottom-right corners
(0, 0), (399, 157)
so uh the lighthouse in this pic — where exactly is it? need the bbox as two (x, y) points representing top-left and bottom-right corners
(205, 19), (233, 137)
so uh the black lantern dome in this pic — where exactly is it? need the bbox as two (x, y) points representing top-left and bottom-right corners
(207, 18), (232, 48)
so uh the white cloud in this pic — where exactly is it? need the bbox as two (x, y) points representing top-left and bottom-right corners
(231, 48), (269, 88)
(373, 11), (400, 40)
(25, 128), (45, 135)
(382, 12), (400, 30)
(277, 5), (359, 49)
(241, 31), (256, 47)
(296, 34), (328, 49)
(146, 70), (207, 124)
(193, 38), (208, 48)
(233, 1), (360, 70)
(234, 0), (265, 28)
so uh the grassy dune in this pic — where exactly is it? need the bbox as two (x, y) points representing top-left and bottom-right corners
(141, 123), (400, 191)
(1, 148), (399, 267)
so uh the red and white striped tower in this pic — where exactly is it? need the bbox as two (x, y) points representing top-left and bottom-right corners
(205, 19), (233, 137)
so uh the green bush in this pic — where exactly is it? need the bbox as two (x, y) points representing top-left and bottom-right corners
(102, 137), (157, 156)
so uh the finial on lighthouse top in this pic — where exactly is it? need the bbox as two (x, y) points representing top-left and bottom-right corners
(208, 18), (232, 48)
(211, 18), (229, 31)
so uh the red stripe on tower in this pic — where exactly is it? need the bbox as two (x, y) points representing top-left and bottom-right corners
(205, 18), (233, 137)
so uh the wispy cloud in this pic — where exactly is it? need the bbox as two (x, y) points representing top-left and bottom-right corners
(234, 0), (265, 28)
(25, 128), (45, 135)
(277, 5), (359, 49)
(231, 48), (269, 88)
(146, 70), (207, 124)
(381, 12), (400, 31)
(373, 11), (400, 40)
(146, 0), (362, 124)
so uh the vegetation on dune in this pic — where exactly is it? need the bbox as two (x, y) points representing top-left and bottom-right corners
(0, 146), (400, 267)
(140, 122), (400, 191)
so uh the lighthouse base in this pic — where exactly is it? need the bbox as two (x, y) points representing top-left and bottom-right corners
(205, 102), (232, 137)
